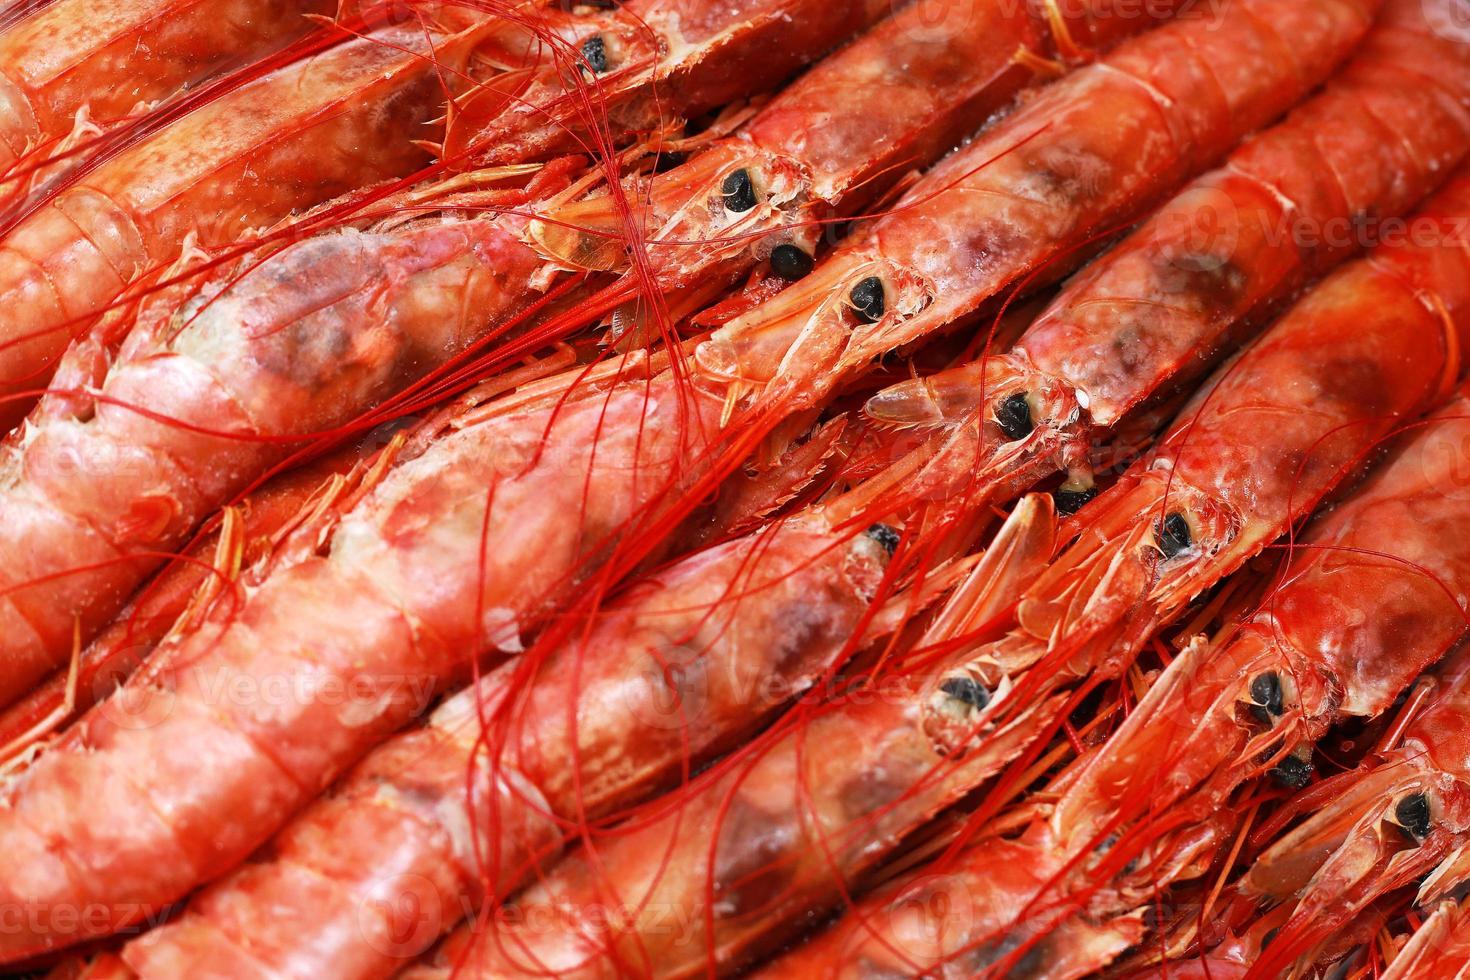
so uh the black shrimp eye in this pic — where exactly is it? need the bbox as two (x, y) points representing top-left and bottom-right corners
(1156, 512), (1192, 559)
(940, 676), (990, 711)
(995, 392), (1034, 441)
(1396, 793), (1432, 841)
(1270, 754), (1313, 789)
(769, 243), (814, 281)
(1053, 485), (1098, 516)
(721, 168), (757, 213)
(581, 35), (609, 74)
(1249, 671), (1284, 725)
(652, 149), (686, 173)
(865, 523), (901, 557)
(849, 276), (885, 323)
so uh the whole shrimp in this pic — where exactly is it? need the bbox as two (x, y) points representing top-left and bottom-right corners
(0, 0), (1182, 715)
(441, 0), (890, 167)
(121, 504), (926, 978)
(402, 496), (1062, 980)
(0, 15), (460, 431)
(755, 169), (1470, 978)
(0, 0), (1374, 961)
(1235, 629), (1470, 972)
(0, 0), (332, 207)
(0, 159), (590, 711)
(857, 0), (1470, 519)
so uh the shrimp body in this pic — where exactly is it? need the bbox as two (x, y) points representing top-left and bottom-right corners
(0, 0), (331, 201)
(0, 372), (723, 960)
(0, 170), (569, 709)
(122, 515), (892, 978)
(866, 0), (1470, 510)
(0, 443), (372, 758)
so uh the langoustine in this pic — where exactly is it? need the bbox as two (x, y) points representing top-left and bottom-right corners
(0, 0), (1378, 963)
(760, 169), (1470, 978)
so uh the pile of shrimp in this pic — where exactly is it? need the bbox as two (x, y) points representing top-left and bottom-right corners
(4, 0), (1470, 976)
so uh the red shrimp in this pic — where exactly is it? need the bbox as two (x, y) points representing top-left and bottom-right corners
(859, 0), (1470, 518)
(0, 159), (588, 711)
(399, 495), (1061, 980)
(750, 170), (1470, 979)
(441, 0), (892, 167)
(0, 441), (375, 760)
(0, 0), (332, 206)
(0, 0), (1375, 961)
(119, 506), (916, 978)
(1237, 643), (1470, 972)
